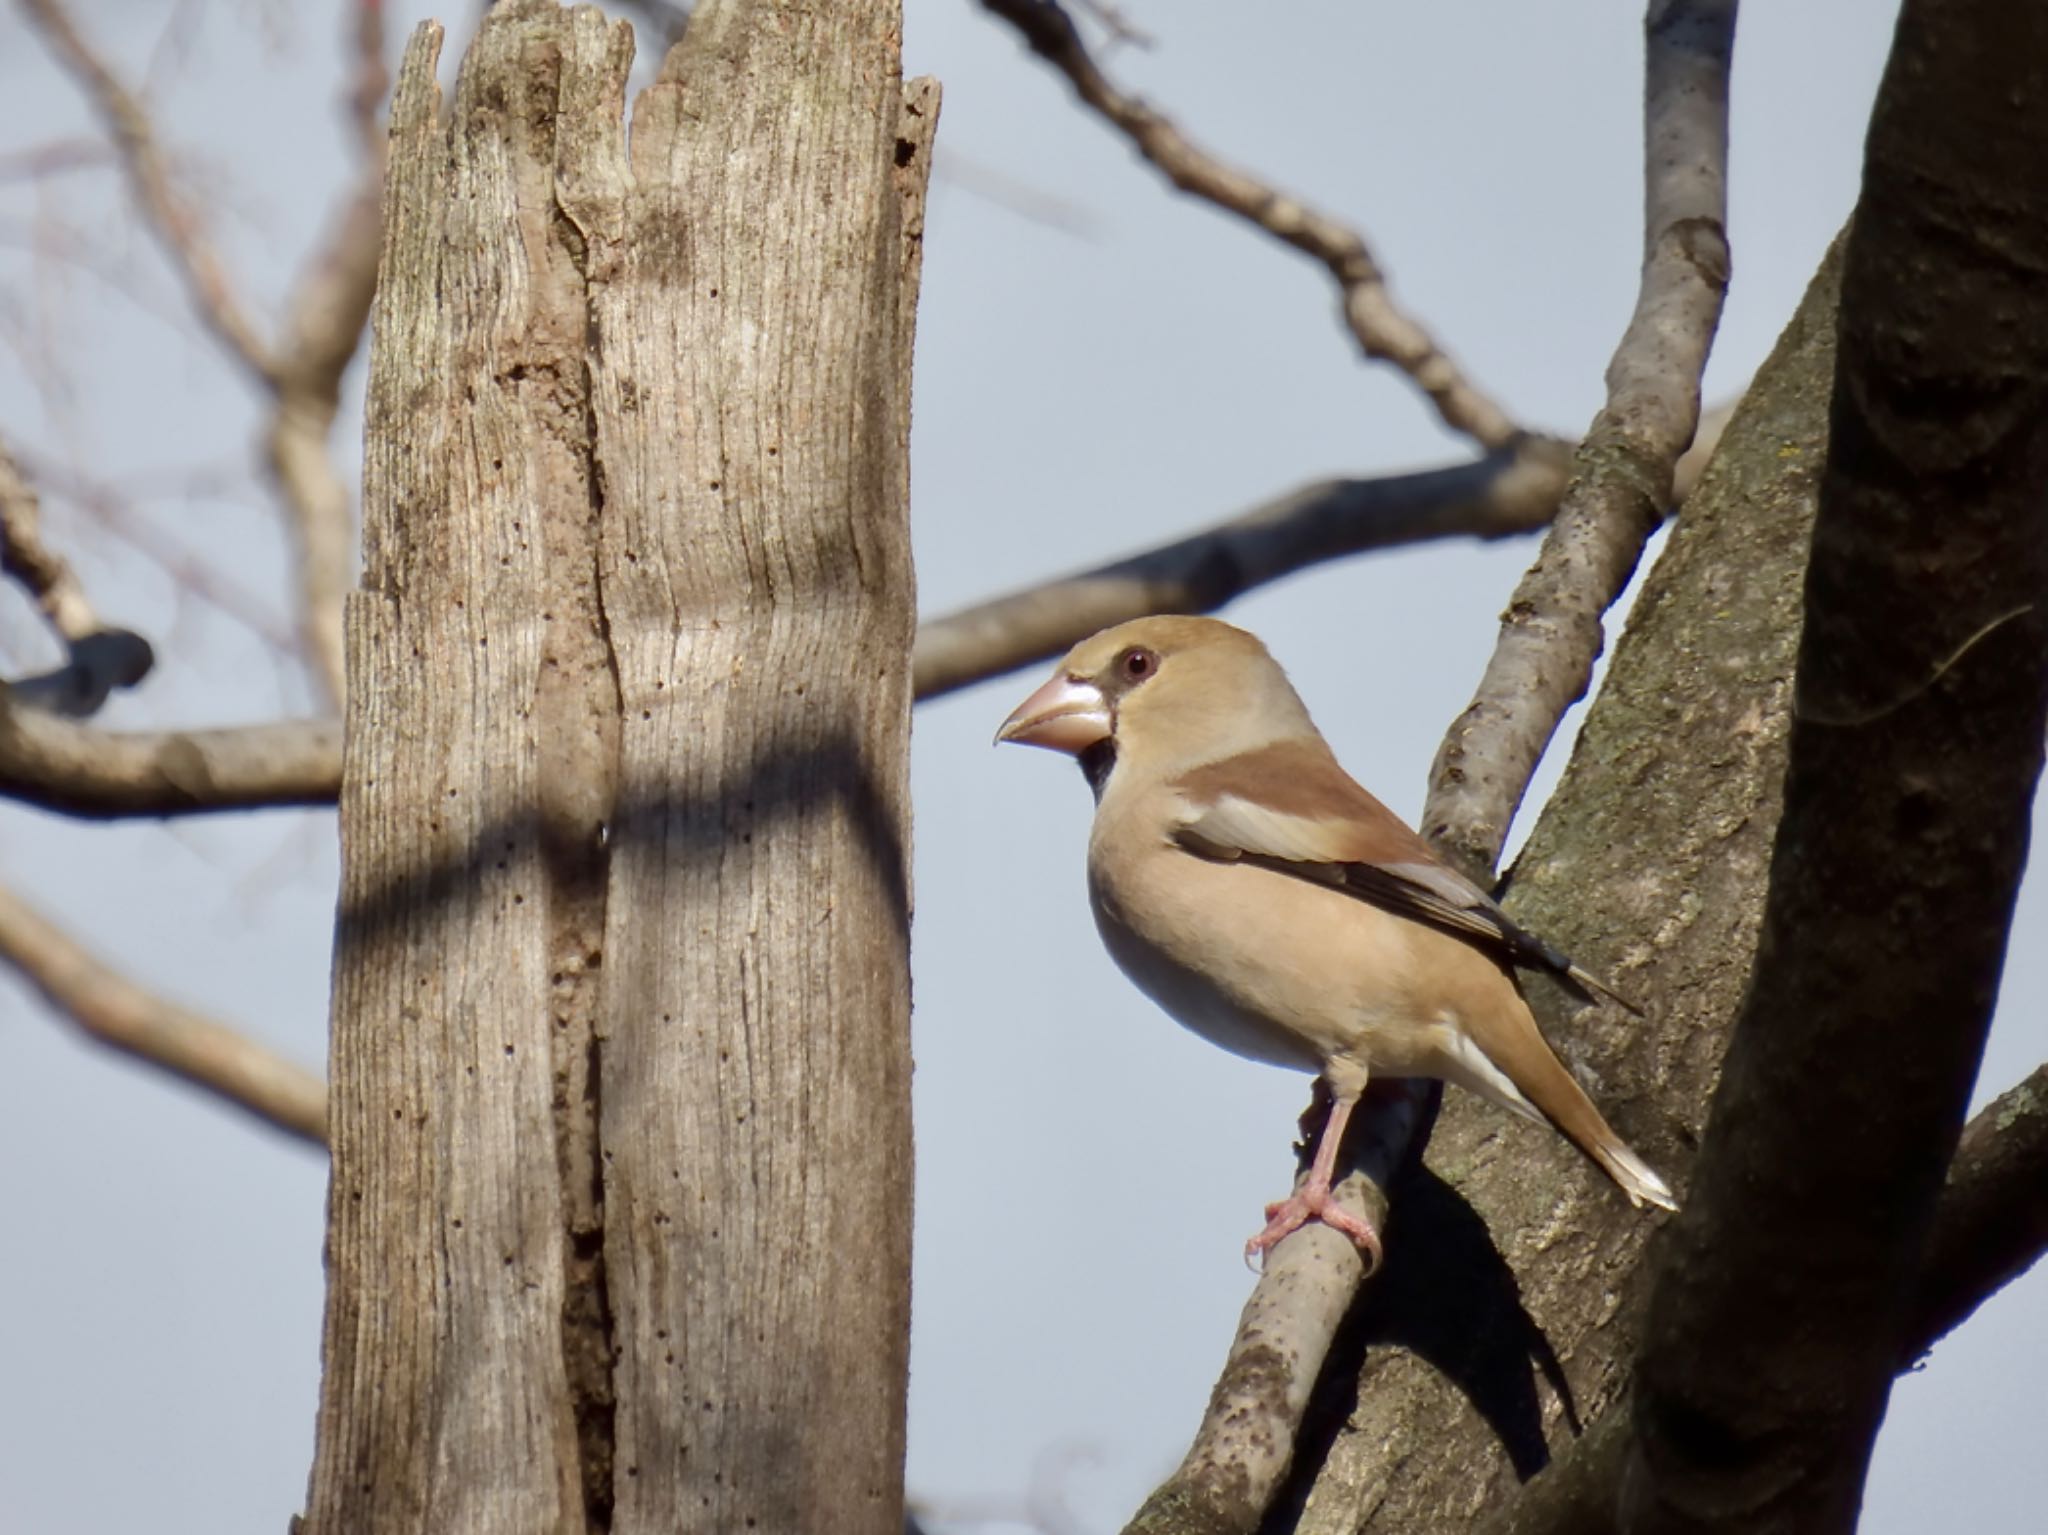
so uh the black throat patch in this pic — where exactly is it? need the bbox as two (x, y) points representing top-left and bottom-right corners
(1078, 739), (1118, 802)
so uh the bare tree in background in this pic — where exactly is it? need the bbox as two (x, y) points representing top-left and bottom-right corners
(1, 3), (2043, 1535)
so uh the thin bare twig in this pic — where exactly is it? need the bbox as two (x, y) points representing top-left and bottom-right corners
(0, 209), (191, 333)
(0, 138), (111, 183)
(934, 147), (1101, 239)
(20, 0), (385, 709)
(0, 878), (325, 1144)
(1071, 0), (1154, 50)
(917, 401), (1732, 702)
(979, 0), (1523, 452)
(0, 429), (99, 642)
(347, 0), (390, 155)
(260, 2), (388, 708)
(266, 171), (381, 709)
(24, 449), (301, 657)
(0, 431), (156, 715)
(917, 439), (1572, 699)
(1423, 0), (1736, 875)
(18, 0), (279, 388)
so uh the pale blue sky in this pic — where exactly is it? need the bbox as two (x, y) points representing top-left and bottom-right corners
(0, 4), (2037, 1532)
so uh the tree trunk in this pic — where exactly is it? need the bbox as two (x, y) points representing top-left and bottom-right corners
(1624, 0), (2048, 1524)
(302, 5), (932, 1534)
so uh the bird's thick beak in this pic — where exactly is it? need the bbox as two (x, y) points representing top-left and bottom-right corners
(995, 673), (1112, 754)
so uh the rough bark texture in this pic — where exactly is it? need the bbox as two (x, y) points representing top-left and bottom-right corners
(1908, 1065), (2048, 1358)
(1622, 2), (2048, 1527)
(303, 6), (927, 1534)
(1484, 1070), (2048, 1535)
(1263, 240), (1847, 1535)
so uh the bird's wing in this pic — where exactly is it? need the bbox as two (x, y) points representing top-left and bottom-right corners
(1171, 739), (1641, 1013)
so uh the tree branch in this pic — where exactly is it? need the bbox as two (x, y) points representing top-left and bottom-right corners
(21, 0), (384, 709)
(1489, 1062), (2048, 1535)
(1908, 1064), (2048, 1357)
(0, 879), (325, 1145)
(18, 0), (279, 388)
(1621, 0), (2048, 1521)
(915, 441), (1570, 700)
(0, 398), (1742, 815)
(1115, 12), (1735, 1521)
(260, 4), (389, 710)
(977, 0), (1525, 453)
(0, 136), (110, 183)
(1423, 0), (1735, 877)
(916, 403), (1734, 702)
(265, 174), (381, 711)
(1126, 1083), (1434, 1535)
(0, 691), (341, 816)
(1070, 0), (1154, 51)
(0, 429), (98, 641)
(346, 0), (390, 157)
(0, 431), (156, 716)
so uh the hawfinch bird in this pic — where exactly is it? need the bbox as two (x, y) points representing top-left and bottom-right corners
(997, 615), (1675, 1266)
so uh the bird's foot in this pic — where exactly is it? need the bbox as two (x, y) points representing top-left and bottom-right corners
(1244, 1183), (1382, 1273)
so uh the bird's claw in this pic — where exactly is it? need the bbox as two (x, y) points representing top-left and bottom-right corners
(1243, 1187), (1382, 1274)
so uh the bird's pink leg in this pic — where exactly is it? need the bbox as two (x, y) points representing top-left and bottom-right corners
(1245, 1085), (1383, 1271)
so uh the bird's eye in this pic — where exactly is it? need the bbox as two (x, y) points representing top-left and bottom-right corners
(1119, 646), (1158, 683)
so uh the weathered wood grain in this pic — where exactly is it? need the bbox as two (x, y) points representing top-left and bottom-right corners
(586, 2), (926, 1531)
(304, 4), (928, 1532)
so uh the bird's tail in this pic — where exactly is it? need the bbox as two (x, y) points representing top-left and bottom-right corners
(1581, 1126), (1678, 1211)
(1457, 1004), (1679, 1212)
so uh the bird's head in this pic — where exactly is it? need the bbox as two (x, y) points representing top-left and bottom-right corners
(995, 616), (1317, 790)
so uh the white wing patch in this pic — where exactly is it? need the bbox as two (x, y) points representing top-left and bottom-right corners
(1177, 794), (1501, 920)
(1175, 792), (1357, 866)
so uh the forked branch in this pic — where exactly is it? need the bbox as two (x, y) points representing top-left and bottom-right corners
(1424, 0), (1736, 876)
